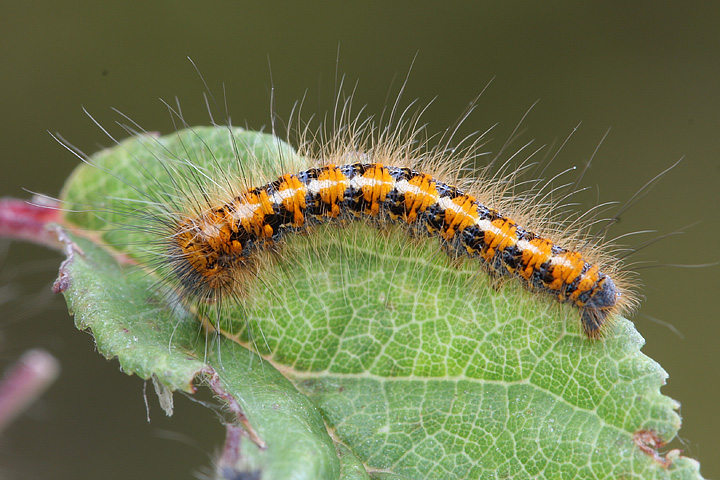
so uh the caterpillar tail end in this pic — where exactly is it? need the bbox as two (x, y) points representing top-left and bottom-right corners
(579, 276), (619, 339)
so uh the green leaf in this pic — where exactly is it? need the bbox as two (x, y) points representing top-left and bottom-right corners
(57, 126), (703, 479)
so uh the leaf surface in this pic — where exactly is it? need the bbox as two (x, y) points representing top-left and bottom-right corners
(56, 126), (703, 479)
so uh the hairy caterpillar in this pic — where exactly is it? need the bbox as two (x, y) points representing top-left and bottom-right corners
(56, 91), (639, 341)
(172, 161), (628, 338)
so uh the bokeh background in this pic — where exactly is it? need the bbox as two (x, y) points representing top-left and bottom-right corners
(1, 2), (718, 479)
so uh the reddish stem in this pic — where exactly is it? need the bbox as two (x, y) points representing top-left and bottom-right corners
(0, 197), (63, 249)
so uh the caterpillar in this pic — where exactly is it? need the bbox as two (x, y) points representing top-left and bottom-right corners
(56, 86), (640, 342)
(170, 159), (629, 339)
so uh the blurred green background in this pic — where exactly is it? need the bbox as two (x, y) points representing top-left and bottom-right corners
(1, 2), (718, 479)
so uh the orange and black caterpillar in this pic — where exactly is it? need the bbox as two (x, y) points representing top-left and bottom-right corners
(172, 162), (626, 338)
